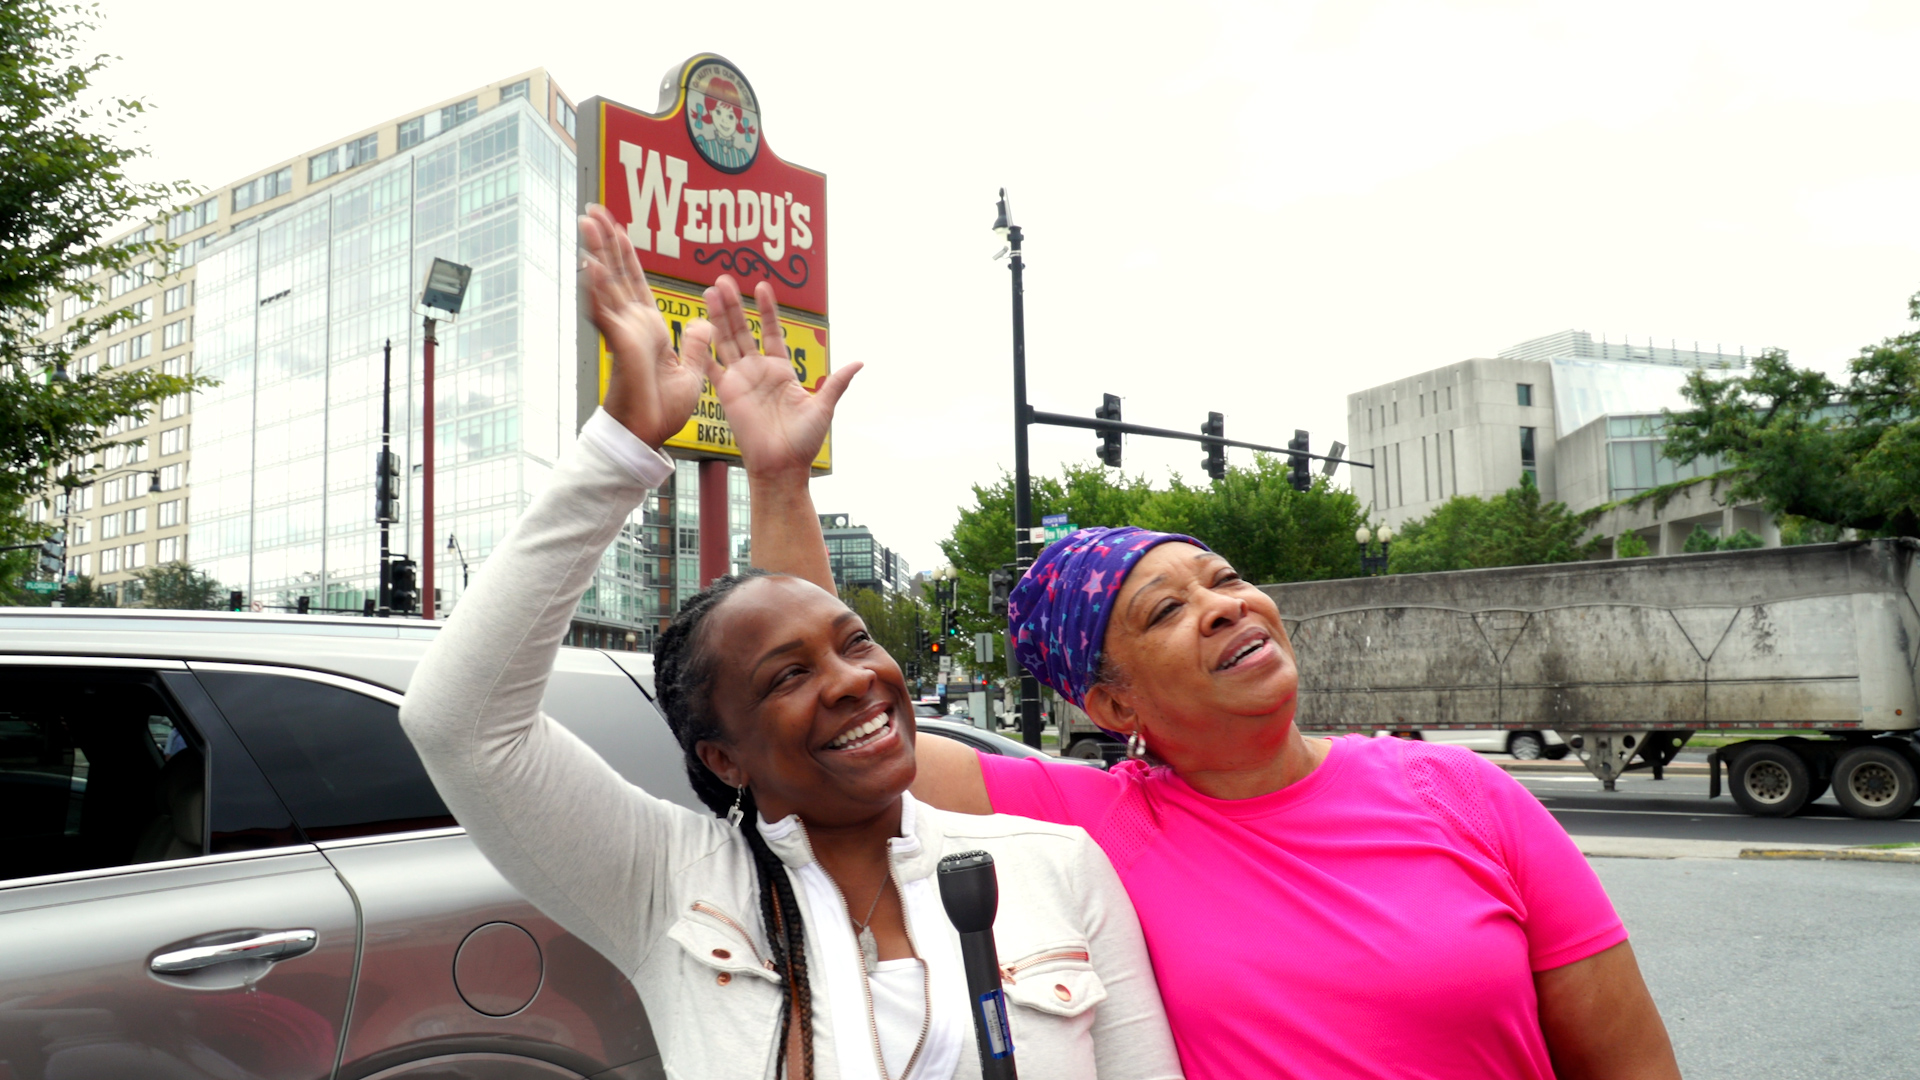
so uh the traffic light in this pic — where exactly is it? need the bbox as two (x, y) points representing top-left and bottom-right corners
(1095, 393), (1122, 468)
(374, 449), (401, 523)
(988, 566), (1014, 618)
(1202, 412), (1226, 481)
(390, 558), (419, 613)
(228, 590), (244, 612)
(917, 627), (931, 654)
(38, 530), (65, 575)
(1287, 429), (1311, 492)
(296, 596), (311, 615)
(929, 637), (943, 657)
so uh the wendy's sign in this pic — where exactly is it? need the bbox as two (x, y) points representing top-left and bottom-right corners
(580, 54), (829, 317)
(576, 56), (833, 471)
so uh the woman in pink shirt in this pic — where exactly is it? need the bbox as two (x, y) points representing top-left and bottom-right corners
(684, 254), (1679, 1076)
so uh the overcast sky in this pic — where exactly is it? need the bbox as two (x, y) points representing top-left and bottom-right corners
(87, 0), (1920, 571)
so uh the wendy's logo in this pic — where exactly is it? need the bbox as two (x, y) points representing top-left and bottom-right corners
(686, 61), (761, 174)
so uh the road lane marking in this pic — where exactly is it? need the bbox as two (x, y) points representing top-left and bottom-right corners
(1549, 806), (1920, 823)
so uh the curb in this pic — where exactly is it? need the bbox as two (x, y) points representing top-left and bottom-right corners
(1738, 848), (1920, 864)
(1497, 760), (1710, 776)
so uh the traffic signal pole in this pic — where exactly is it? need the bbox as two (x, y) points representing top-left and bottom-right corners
(378, 339), (394, 614)
(1005, 220), (1044, 750)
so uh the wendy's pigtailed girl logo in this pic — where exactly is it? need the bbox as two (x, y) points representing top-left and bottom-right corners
(685, 61), (761, 173)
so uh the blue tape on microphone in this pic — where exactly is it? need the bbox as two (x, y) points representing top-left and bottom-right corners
(977, 989), (1014, 1059)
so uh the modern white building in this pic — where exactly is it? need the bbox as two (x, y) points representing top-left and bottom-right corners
(1346, 330), (1775, 554)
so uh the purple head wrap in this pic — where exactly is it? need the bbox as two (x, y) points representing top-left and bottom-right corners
(1007, 525), (1210, 709)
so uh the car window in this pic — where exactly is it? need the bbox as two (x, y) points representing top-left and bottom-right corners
(0, 667), (205, 882)
(195, 670), (454, 842)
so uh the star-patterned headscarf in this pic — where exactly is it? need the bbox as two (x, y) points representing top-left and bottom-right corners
(1007, 525), (1209, 709)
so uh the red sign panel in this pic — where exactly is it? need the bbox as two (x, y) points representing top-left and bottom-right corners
(592, 57), (829, 316)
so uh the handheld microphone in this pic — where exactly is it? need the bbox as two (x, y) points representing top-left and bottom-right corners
(938, 850), (1017, 1080)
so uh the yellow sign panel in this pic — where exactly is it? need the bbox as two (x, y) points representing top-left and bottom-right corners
(596, 281), (832, 473)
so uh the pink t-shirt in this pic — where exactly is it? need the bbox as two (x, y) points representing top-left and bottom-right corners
(980, 734), (1625, 1080)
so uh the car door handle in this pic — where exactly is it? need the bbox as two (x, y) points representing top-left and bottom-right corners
(151, 929), (318, 973)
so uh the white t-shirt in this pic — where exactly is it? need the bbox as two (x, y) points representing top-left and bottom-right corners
(866, 958), (927, 1077)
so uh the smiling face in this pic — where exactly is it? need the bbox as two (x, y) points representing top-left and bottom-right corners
(1085, 543), (1300, 770)
(693, 575), (917, 827)
(711, 102), (740, 139)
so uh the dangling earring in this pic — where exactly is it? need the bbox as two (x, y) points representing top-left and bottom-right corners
(1126, 730), (1148, 760)
(726, 785), (746, 828)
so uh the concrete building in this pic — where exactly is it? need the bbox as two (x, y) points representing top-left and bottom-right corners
(819, 515), (913, 594)
(1347, 330), (1776, 555)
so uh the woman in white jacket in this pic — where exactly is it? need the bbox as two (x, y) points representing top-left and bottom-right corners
(398, 207), (1180, 1080)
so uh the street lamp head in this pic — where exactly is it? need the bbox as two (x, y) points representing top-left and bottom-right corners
(445, 533), (457, 551)
(421, 257), (473, 315)
(992, 188), (1012, 238)
(1355, 526), (1372, 545)
(1378, 524), (1395, 543)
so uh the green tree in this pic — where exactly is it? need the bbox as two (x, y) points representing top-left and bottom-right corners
(0, 0), (208, 591)
(1660, 290), (1920, 538)
(938, 457), (1368, 643)
(1389, 474), (1600, 574)
(840, 584), (935, 686)
(127, 560), (224, 610)
(1615, 530), (1652, 558)
(1780, 515), (1844, 546)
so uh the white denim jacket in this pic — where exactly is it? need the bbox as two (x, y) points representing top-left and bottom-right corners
(400, 410), (1182, 1080)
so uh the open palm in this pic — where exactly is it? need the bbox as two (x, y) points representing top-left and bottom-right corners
(579, 204), (705, 449)
(692, 276), (861, 477)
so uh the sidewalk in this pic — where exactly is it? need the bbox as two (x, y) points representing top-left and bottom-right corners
(1572, 835), (1920, 863)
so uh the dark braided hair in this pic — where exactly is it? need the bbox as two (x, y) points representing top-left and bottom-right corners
(655, 569), (814, 1080)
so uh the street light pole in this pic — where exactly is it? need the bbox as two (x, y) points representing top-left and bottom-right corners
(421, 313), (437, 620)
(995, 188), (1043, 749)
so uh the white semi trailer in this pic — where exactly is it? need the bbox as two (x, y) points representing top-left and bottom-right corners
(1241, 539), (1920, 820)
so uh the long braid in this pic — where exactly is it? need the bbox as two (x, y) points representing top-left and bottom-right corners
(655, 571), (814, 1080)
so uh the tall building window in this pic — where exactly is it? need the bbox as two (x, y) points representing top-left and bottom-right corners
(158, 498), (182, 527)
(399, 97), (479, 150)
(157, 535), (182, 562)
(309, 133), (378, 182)
(500, 79), (530, 102)
(129, 332), (151, 361)
(164, 282), (191, 313)
(160, 426), (187, 456)
(557, 97), (576, 137)
(163, 318), (190, 349)
(1517, 383), (1534, 406)
(1520, 426), (1537, 487)
(233, 166), (294, 212)
(167, 197), (219, 239)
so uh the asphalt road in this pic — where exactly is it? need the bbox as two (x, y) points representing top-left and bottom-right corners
(1507, 765), (1920, 847)
(1593, 857), (1920, 1080)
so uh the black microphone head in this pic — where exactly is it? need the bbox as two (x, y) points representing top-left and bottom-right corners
(938, 849), (999, 933)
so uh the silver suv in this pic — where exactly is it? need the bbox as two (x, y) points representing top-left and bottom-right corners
(0, 608), (1090, 1078)
(0, 608), (701, 1080)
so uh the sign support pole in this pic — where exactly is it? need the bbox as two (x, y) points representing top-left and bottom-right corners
(1006, 221), (1043, 749)
(699, 459), (731, 586)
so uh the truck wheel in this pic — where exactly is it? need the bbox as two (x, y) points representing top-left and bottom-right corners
(1065, 738), (1108, 762)
(1508, 732), (1546, 760)
(1832, 746), (1919, 820)
(1728, 744), (1813, 817)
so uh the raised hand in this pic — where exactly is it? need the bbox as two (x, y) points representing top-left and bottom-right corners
(579, 204), (705, 449)
(689, 275), (861, 479)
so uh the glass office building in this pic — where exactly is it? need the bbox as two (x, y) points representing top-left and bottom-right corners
(190, 97), (666, 641)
